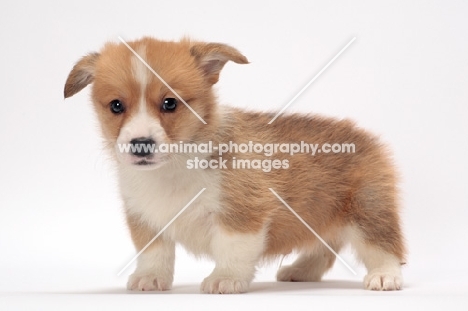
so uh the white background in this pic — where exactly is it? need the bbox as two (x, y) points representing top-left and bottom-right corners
(1, 0), (467, 310)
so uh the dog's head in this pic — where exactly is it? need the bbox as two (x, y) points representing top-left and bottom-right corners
(64, 37), (247, 170)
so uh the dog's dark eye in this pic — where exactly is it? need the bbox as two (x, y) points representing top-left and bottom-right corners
(110, 99), (125, 114)
(161, 98), (177, 112)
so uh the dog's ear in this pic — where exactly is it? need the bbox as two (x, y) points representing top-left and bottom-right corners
(190, 43), (248, 84)
(64, 53), (100, 98)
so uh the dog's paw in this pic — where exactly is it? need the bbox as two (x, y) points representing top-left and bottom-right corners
(127, 273), (172, 291)
(276, 265), (321, 282)
(364, 269), (402, 291)
(201, 275), (249, 294)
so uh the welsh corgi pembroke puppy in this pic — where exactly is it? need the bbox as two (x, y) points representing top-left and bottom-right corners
(64, 37), (405, 294)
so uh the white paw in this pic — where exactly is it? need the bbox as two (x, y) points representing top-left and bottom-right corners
(277, 265), (321, 282)
(364, 269), (402, 291)
(201, 275), (250, 294)
(127, 273), (173, 291)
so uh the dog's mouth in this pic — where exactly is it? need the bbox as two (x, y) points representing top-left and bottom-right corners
(130, 155), (169, 170)
(114, 142), (170, 170)
(135, 159), (156, 166)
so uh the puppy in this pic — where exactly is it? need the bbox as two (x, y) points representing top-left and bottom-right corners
(64, 37), (406, 293)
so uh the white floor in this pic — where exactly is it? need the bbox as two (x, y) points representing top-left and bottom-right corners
(2, 285), (467, 311)
(2, 254), (467, 311)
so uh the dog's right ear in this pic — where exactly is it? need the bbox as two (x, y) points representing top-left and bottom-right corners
(64, 53), (100, 99)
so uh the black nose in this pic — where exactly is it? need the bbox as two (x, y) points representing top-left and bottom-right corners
(130, 137), (156, 157)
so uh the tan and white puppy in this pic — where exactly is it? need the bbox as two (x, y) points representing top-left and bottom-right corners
(64, 37), (406, 294)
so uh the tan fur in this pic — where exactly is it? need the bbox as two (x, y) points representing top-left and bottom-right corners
(64, 52), (99, 98)
(216, 111), (405, 261)
(64, 36), (406, 292)
(126, 213), (160, 251)
(190, 42), (249, 84)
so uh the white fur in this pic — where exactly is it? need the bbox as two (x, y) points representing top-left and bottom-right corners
(127, 239), (175, 291)
(119, 152), (225, 290)
(348, 227), (403, 290)
(115, 46), (169, 168)
(120, 153), (270, 294)
(201, 226), (266, 294)
(131, 45), (149, 99)
(120, 155), (222, 255)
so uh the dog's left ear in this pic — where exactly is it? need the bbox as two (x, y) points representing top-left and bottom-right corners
(190, 43), (249, 84)
(64, 52), (100, 99)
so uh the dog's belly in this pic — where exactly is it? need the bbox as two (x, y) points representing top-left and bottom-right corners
(118, 160), (222, 256)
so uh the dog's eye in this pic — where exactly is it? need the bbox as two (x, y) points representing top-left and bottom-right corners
(110, 99), (125, 114)
(161, 98), (177, 112)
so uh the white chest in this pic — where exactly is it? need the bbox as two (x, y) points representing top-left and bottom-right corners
(118, 159), (222, 255)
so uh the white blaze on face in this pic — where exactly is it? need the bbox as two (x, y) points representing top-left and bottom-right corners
(115, 44), (169, 167)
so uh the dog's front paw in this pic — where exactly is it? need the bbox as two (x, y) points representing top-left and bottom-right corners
(364, 268), (402, 291)
(127, 273), (173, 291)
(201, 274), (250, 294)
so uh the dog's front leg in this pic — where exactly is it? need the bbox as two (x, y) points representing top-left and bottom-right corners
(126, 214), (175, 291)
(201, 226), (266, 294)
